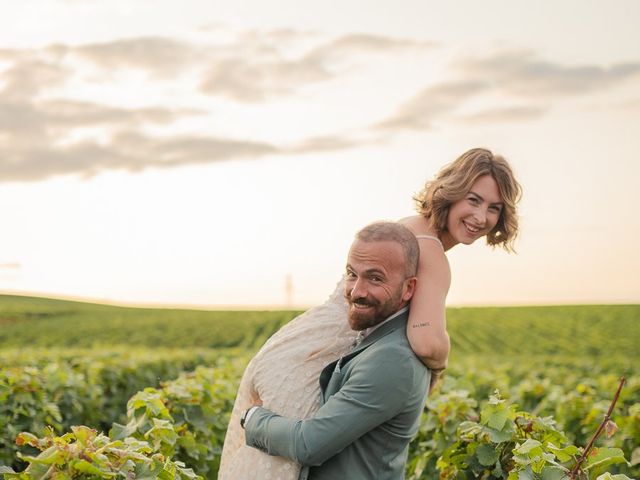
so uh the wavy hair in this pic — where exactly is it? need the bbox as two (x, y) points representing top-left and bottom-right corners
(413, 148), (522, 252)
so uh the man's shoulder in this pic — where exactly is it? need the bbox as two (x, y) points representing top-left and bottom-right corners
(356, 326), (427, 376)
(370, 321), (417, 354)
(342, 321), (430, 416)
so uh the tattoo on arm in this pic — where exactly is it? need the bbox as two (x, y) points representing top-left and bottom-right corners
(412, 322), (431, 328)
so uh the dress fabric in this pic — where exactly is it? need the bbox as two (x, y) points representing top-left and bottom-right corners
(218, 278), (356, 480)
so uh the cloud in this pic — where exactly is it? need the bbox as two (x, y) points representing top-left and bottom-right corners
(199, 55), (331, 102)
(112, 131), (279, 165)
(1, 57), (69, 100)
(1, 31), (433, 104)
(0, 99), (189, 133)
(287, 134), (366, 154)
(73, 37), (199, 77)
(0, 96), (200, 171)
(306, 33), (435, 60)
(374, 81), (487, 131)
(371, 50), (640, 133)
(0, 131), (280, 182)
(0, 31), (431, 103)
(459, 106), (546, 124)
(199, 32), (434, 101)
(0, 31), (432, 183)
(3, 34), (637, 183)
(42, 99), (193, 127)
(457, 50), (640, 98)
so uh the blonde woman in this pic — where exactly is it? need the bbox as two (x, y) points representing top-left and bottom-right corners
(219, 147), (522, 479)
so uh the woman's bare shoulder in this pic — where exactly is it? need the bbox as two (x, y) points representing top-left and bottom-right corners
(399, 216), (444, 248)
(398, 215), (431, 234)
(399, 218), (450, 284)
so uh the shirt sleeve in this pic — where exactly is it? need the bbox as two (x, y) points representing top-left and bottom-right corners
(244, 349), (419, 466)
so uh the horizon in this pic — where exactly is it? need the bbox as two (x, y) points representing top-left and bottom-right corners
(1, 290), (637, 312)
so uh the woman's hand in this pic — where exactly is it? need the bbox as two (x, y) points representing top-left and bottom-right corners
(428, 368), (444, 396)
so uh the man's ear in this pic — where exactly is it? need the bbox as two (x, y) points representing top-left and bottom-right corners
(402, 277), (417, 302)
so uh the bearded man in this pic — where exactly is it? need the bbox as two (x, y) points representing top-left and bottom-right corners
(242, 221), (430, 480)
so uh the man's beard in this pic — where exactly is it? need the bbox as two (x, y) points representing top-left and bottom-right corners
(346, 290), (404, 331)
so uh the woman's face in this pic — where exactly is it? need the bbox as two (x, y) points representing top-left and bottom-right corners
(445, 174), (503, 246)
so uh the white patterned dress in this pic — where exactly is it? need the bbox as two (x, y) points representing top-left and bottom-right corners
(218, 278), (356, 480)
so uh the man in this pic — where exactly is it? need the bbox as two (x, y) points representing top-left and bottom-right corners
(242, 222), (430, 479)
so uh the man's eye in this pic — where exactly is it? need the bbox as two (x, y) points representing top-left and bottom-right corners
(371, 276), (382, 283)
(345, 271), (356, 278)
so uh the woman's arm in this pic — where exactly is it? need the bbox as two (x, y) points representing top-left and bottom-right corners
(406, 239), (451, 372)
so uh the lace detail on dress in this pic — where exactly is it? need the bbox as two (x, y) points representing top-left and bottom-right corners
(218, 277), (356, 480)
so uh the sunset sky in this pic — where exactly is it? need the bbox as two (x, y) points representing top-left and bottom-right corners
(1, 1), (639, 307)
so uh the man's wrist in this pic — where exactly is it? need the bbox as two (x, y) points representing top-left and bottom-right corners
(240, 406), (259, 429)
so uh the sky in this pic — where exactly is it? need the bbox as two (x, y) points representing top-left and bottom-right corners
(0, 0), (639, 307)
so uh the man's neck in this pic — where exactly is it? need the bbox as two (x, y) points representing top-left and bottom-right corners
(361, 305), (409, 339)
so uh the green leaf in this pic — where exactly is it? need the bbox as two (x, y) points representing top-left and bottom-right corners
(540, 466), (568, 480)
(596, 474), (634, 480)
(110, 421), (137, 440)
(585, 447), (628, 471)
(71, 459), (116, 477)
(177, 433), (199, 457)
(517, 466), (535, 480)
(485, 425), (514, 443)
(71, 426), (97, 447)
(515, 439), (542, 455)
(175, 465), (200, 480)
(476, 444), (499, 466)
(158, 466), (175, 480)
(18, 446), (64, 466)
(547, 443), (579, 463)
(145, 419), (178, 443)
(481, 403), (509, 430)
(181, 406), (206, 431)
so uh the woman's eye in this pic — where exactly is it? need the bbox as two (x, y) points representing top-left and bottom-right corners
(468, 196), (479, 204)
(489, 205), (502, 213)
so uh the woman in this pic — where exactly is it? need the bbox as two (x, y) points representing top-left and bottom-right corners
(218, 148), (522, 479)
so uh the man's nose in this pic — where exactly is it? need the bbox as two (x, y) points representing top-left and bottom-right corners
(349, 278), (367, 298)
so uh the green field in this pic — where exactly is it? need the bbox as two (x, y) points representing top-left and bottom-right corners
(1, 294), (638, 479)
(0, 294), (298, 349)
(1, 294), (637, 358)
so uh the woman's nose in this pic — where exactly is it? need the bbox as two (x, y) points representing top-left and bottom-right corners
(474, 207), (487, 225)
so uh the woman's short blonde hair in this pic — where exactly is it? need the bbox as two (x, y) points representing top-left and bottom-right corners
(414, 148), (522, 252)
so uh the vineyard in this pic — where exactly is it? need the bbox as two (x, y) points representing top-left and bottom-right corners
(0, 294), (638, 479)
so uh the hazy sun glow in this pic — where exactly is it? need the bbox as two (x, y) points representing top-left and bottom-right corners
(0, 1), (639, 307)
